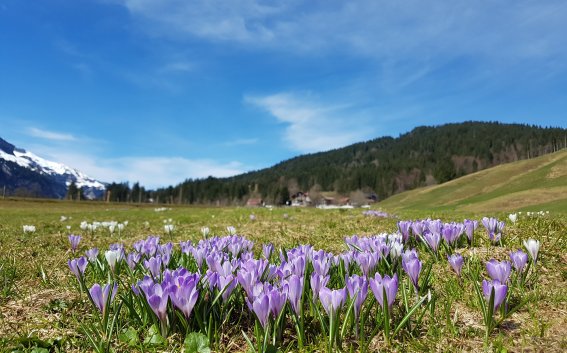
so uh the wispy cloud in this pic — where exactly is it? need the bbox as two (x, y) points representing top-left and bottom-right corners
(99, 156), (245, 188)
(223, 138), (258, 146)
(15, 127), (245, 188)
(27, 127), (77, 142)
(158, 60), (194, 74)
(245, 92), (373, 153)
(27, 147), (245, 189)
(117, 0), (567, 66)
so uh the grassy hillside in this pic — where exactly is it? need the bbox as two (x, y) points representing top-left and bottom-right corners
(378, 149), (567, 213)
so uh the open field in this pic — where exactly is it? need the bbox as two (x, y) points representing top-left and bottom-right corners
(380, 149), (567, 213)
(0, 199), (566, 352)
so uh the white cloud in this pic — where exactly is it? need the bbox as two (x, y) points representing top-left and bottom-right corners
(34, 149), (245, 189)
(116, 0), (567, 66)
(245, 92), (373, 153)
(27, 127), (77, 142)
(121, 0), (282, 42)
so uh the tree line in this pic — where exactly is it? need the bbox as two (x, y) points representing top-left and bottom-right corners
(100, 121), (567, 205)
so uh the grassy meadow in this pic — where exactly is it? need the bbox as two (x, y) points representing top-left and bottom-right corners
(0, 198), (566, 352)
(380, 149), (567, 213)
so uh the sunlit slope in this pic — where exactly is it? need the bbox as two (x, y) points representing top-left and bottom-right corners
(379, 149), (567, 213)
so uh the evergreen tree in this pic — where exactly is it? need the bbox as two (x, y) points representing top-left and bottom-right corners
(67, 181), (79, 200)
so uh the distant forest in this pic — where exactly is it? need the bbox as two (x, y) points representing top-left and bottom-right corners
(103, 121), (567, 205)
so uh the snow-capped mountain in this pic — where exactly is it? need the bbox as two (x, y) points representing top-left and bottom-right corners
(0, 137), (106, 199)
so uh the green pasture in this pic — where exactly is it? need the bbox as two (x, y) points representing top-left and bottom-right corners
(0, 199), (565, 352)
(380, 149), (567, 213)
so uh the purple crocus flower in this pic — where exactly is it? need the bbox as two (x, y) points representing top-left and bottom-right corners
(217, 274), (236, 301)
(402, 255), (422, 290)
(486, 259), (511, 283)
(68, 234), (81, 253)
(89, 283), (117, 316)
(356, 252), (378, 277)
(423, 231), (441, 253)
(145, 283), (169, 324)
(158, 243), (173, 266)
(284, 274), (304, 315)
(509, 250), (528, 272)
(448, 254), (464, 277)
(310, 273), (330, 302)
(252, 293), (270, 328)
(346, 275), (368, 320)
(411, 221), (425, 237)
(144, 256), (163, 279)
(397, 221), (412, 243)
(340, 252), (353, 272)
(191, 247), (207, 268)
(427, 219), (442, 236)
(312, 250), (332, 276)
(401, 248), (419, 263)
(319, 287), (347, 317)
(127, 252), (141, 270)
(263, 243), (274, 260)
(481, 217), (497, 234)
(464, 219), (478, 244)
(369, 273), (398, 310)
(482, 279), (508, 310)
(237, 270), (258, 299)
(135, 276), (155, 296)
(85, 248), (99, 263)
(179, 241), (192, 255)
(482, 217), (504, 243)
(268, 287), (287, 318)
(68, 256), (87, 280)
(442, 224), (460, 246)
(169, 276), (200, 319)
(205, 271), (219, 291)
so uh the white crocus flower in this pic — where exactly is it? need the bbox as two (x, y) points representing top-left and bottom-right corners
(201, 226), (210, 237)
(105, 249), (122, 271)
(226, 226), (236, 235)
(523, 239), (540, 264)
(23, 225), (36, 233)
(508, 213), (517, 224)
(390, 241), (404, 259)
(164, 224), (174, 234)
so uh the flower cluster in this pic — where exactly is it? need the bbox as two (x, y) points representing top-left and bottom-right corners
(67, 216), (540, 351)
(23, 225), (36, 233)
(80, 220), (128, 235)
(362, 210), (390, 218)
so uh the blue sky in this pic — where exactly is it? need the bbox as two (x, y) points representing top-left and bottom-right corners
(1, 0), (566, 188)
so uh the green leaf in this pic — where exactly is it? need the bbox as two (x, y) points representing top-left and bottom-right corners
(393, 295), (427, 336)
(30, 348), (49, 353)
(184, 332), (211, 353)
(118, 327), (139, 347)
(144, 324), (166, 346)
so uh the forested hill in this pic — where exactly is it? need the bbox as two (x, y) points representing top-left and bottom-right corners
(146, 122), (566, 205)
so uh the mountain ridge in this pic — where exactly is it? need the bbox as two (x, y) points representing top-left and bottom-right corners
(0, 137), (106, 199)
